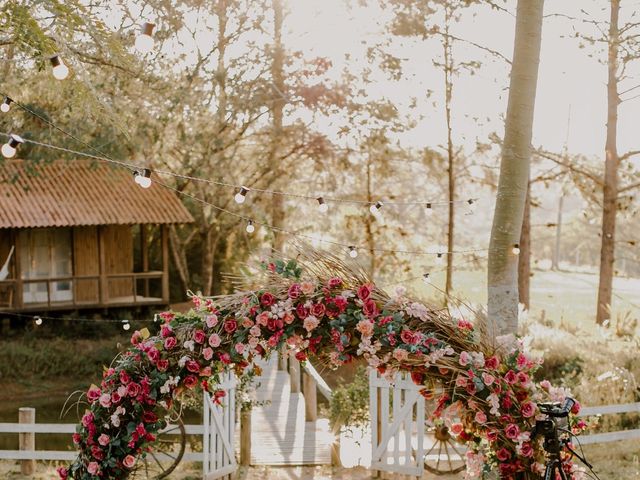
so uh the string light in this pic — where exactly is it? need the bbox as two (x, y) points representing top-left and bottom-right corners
(135, 22), (155, 54)
(34, 316), (43, 326)
(234, 186), (249, 204)
(246, 220), (255, 233)
(422, 273), (430, 284)
(369, 201), (383, 215)
(133, 168), (152, 188)
(466, 198), (475, 215)
(512, 243), (521, 255)
(1, 96), (11, 113)
(50, 55), (69, 80)
(436, 252), (444, 265)
(1, 133), (24, 158)
(348, 246), (358, 258)
(425, 203), (433, 216)
(317, 197), (329, 213)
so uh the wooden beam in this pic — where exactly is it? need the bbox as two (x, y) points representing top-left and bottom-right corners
(98, 226), (107, 304)
(303, 372), (317, 421)
(161, 225), (169, 304)
(13, 230), (23, 309)
(140, 225), (149, 297)
(240, 409), (251, 466)
(289, 357), (301, 393)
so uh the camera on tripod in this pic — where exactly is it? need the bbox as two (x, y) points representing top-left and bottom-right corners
(533, 398), (575, 455)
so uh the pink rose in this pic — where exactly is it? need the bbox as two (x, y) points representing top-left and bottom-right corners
(241, 317), (253, 328)
(540, 379), (551, 391)
(164, 336), (177, 350)
(520, 442), (534, 457)
(450, 423), (464, 436)
(311, 303), (326, 318)
(482, 372), (495, 386)
(205, 314), (218, 328)
(256, 312), (270, 326)
(459, 351), (471, 366)
(194, 329), (206, 344)
(517, 371), (530, 385)
(521, 401), (536, 418)
(505, 423), (520, 440)
(288, 283), (302, 299)
(218, 352), (231, 364)
(475, 411), (487, 424)
(362, 298), (379, 318)
(123, 454), (136, 468)
(224, 319), (238, 334)
(235, 343), (245, 354)
(127, 382), (141, 397)
(283, 312), (295, 324)
(99, 393), (111, 408)
(300, 281), (315, 295)
(356, 319), (374, 337)
(98, 434), (110, 446)
(81, 412), (94, 427)
(516, 352), (528, 370)
(249, 325), (261, 337)
(202, 347), (214, 361)
(303, 315), (320, 332)
(147, 347), (160, 363)
(209, 334), (221, 347)
(87, 386), (101, 403)
(87, 461), (100, 475)
(260, 292), (275, 306)
(328, 277), (342, 288)
(392, 348), (409, 362)
(119, 371), (131, 384)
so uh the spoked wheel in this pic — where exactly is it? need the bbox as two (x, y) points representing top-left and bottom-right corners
(132, 420), (187, 479)
(423, 423), (466, 475)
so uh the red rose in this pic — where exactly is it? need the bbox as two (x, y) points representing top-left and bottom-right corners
(267, 318), (278, 331)
(288, 283), (302, 299)
(218, 352), (231, 364)
(296, 304), (309, 319)
(357, 284), (372, 300)
(486, 429), (498, 442)
(186, 360), (200, 373)
(72, 433), (81, 445)
(267, 262), (276, 272)
(260, 292), (275, 306)
(164, 336), (177, 350)
(183, 375), (198, 389)
(56, 467), (68, 479)
(160, 324), (173, 338)
(146, 347), (160, 363)
(505, 423), (520, 440)
(570, 400), (581, 415)
(194, 329), (206, 344)
(520, 442), (533, 457)
(333, 296), (347, 311)
(224, 319), (238, 334)
(504, 370), (517, 384)
(311, 303), (326, 318)
(119, 371), (131, 385)
(143, 411), (158, 423)
(363, 298), (379, 318)
(485, 356), (500, 370)
(127, 382), (141, 397)
(400, 329), (419, 345)
(91, 446), (104, 460)
(410, 371), (424, 385)
(156, 359), (169, 371)
(328, 277), (342, 288)
(496, 448), (511, 462)
(295, 351), (307, 362)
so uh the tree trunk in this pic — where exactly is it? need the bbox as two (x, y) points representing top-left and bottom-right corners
(518, 183), (531, 309)
(488, 0), (544, 336)
(168, 226), (190, 294)
(551, 193), (564, 270)
(444, 8), (455, 301)
(365, 153), (376, 279)
(202, 229), (220, 296)
(270, 0), (286, 252)
(596, 0), (620, 325)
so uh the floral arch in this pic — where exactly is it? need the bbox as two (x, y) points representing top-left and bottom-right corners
(58, 251), (585, 480)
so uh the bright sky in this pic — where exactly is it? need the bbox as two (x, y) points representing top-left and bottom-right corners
(285, 0), (640, 159)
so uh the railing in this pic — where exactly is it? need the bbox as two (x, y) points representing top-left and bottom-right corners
(0, 408), (204, 475)
(577, 401), (640, 444)
(0, 271), (166, 311)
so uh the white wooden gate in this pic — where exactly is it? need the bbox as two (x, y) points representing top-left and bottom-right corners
(203, 372), (237, 479)
(369, 370), (426, 477)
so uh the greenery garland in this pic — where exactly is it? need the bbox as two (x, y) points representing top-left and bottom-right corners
(58, 252), (586, 480)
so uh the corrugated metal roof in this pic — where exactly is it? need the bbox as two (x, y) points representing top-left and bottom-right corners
(0, 159), (194, 228)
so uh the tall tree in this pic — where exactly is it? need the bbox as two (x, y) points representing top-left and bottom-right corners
(488, 0), (544, 336)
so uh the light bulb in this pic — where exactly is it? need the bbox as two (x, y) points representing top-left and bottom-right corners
(466, 198), (475, 214)
(246, 220), (255, 233)
(138, 176), (152, 188)
(317, 197), (328, 213)
(135, 23), (155, 54)
(425, 203), (433, 216)
(369, 201), (383, 215)
(422, 273), (430, 284)
(50, 55), (69, 80)
(2, 134), (24, 158)
(1, 97), (11, 113)
(235, 186), (249, 204)
(512, 244), (521, 255)
(348, 246), (358, 258)
(134, 168), (152, 188)
(436, 253), (444, 265)
(34, 316), (43, 326)
(123, 321), (131, 331)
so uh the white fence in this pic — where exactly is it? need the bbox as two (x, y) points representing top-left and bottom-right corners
(203, 372), (237, 479)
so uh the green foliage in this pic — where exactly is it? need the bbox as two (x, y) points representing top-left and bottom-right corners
(329, 366), (370, 429)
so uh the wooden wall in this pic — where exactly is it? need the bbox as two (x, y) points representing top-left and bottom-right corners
(73, 227), (100, 304)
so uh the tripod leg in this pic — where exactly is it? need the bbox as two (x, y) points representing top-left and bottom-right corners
(555, 460), (569, 480)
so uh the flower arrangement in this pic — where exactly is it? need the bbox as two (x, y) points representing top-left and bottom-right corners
(58, 251), (586, 479)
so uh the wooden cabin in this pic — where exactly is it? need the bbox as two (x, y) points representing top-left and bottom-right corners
(0, 159), (194, 312)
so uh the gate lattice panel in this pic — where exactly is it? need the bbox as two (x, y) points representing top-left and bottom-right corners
(203, 372), (237, 479)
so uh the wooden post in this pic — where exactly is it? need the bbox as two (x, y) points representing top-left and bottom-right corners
(240, 409), (251, 466)
(161, 225), (169, 303)
(19, 407), (35, 475)
(98, 226), (108, 304)
(13, 230), (23, 309)
(277, 347), (287, 371)
(303, 372), (317, 421)
(289, 357), (301, 393)
(140, 224), (149, 297)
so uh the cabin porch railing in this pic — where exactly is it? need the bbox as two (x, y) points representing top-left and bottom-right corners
(0, 271), (168, 311)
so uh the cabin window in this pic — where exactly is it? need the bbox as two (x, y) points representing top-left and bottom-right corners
(19, 228), (73, 304)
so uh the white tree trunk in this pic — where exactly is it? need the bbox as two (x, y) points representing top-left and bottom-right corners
(488, 0), (544, 336)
